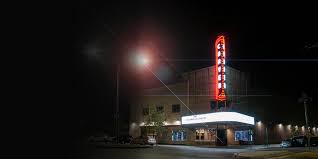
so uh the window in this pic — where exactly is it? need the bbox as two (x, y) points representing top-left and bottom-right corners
(207, 128), (216, 141)
(218, 102), (225, 109)
(195, 129), (205, 140)
(172, 104), (180, 113)
(156, 105), (164, 112)
(171, 130), (186, 141)
(210, 101), (217, 111)
(142, 107), (149, 115)
(235, 130), (253, 141)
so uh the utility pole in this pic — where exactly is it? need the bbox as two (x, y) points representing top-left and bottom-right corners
(265, 126), (268, 147)
(187, 79), (189, 112)
(246, 79), (248, 112)
(298, 91), (312, 148)
(304, 100), (308, 135)
(116, 64), (120, 144)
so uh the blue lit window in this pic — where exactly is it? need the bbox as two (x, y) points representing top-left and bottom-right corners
(172, 130), (187, 141)
(235, 130), (253, 141)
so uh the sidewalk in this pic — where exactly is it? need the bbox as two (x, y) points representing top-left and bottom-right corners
(194, 144), (280, 150)
(233, 149), (318, 159)
(233, 151), (291, 159)
(93, 142), (153, 149)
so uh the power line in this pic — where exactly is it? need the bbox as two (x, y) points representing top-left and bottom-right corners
(162, 58), (318, 62)
(144, 64), (195, 114)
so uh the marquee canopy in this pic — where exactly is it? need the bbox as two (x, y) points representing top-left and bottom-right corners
(181, 112), (255, 125)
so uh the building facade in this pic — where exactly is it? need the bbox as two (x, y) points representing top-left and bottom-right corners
(129, 34), (317, 145)
(129, 65), (318, 145)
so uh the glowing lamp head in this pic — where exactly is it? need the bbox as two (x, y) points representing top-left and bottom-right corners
(139, 56), (149, 65)
(175, 120), (181, 125)
(135, 54), (149, 66)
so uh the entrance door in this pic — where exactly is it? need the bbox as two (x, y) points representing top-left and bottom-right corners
(216, 129), (227, 146)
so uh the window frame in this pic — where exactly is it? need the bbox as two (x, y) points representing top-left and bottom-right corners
(156, 105), (164, 113)
(142, 107), (149, 116)
(171, 104), (181, 113)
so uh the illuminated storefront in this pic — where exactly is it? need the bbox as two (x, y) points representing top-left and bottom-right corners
(181, 112), (254, 145)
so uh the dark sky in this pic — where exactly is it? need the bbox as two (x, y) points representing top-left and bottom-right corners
(70, 1), (318, 136)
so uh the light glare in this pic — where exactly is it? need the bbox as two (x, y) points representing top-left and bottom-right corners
(136, 54), (149, 65)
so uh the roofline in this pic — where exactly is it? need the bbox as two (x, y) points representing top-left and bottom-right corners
(182, 65), (241, 76)
(143, 65), (243, 91)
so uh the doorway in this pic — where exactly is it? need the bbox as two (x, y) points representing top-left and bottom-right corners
(216, 129), (227, 146)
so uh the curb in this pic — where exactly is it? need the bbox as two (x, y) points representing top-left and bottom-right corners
(232, 151), (291, 159)
(96, 144), (153, 149)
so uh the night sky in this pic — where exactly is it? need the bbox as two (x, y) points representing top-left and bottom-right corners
(70, 1), (318, 140)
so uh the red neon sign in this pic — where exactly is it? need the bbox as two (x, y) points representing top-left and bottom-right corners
(215, 36), (226, 101)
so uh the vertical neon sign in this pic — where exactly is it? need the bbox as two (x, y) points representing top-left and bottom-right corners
(215, 36), (226, 101)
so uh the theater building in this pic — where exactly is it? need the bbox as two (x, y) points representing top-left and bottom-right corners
(129, 36), (318, 145)
(129, 64), (256, 145)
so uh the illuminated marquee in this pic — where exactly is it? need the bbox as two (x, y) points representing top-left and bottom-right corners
(181, 112), (255, 125)
(215, 36), (226, 101)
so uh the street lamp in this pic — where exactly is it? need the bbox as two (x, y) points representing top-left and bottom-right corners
(115, 54), (150, 144)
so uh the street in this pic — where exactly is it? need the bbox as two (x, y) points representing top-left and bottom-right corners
(73, 143), (318, 159)
(76, 144), (238, 159)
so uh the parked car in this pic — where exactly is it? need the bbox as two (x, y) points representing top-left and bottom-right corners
(88, 134), (115, 143)
(291, 136), (308, 147)
(104, 136), (116, 143)
(280, 138), (292, 148)
(310, 136), (318, 147)
(131, 136), (148, 145)
(113, 135), (133, 144)
(88, 135), (106, 142)
(147, 136), (156, 145)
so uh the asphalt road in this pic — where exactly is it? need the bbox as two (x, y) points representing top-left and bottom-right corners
(72, 143), (317, 159)
(75, 144), (256, 159)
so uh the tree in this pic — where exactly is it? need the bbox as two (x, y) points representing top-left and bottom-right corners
(289, 127), (300, 138)
(144, 105), (167, 140)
